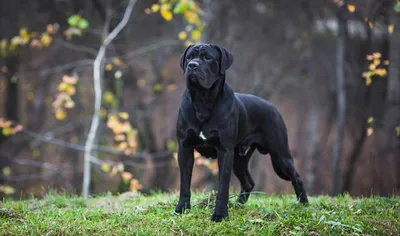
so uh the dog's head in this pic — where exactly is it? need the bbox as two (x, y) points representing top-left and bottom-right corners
(179, 43), (233, 90)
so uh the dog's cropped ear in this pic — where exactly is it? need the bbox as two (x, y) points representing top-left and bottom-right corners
(179, 44), (193, 73)
(212, 45), (234, 75)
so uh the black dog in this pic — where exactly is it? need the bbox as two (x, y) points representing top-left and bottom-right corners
(174, 43), (308, 222)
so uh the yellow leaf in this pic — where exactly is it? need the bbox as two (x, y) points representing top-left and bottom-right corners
(114, 134), (126, 141)
(40, 33), (52, 47)
(121, 172), (133, 183)
(105, 64), (113, 71)
(369, 64), (376, 71)
(366, 55), (374, 61)
(373, 59), (380, 66)
(368, 22), (373, 29)
(55, 109), (67, 120)
(106, 115), (118, 128)
(145, 8), (151, 14)
(117, 142), (128, 151)
(160, 9), (173, 21)
(0, 185), (15, 195)
(19, 28), (29, 39)
(367, 127), (373, 137)
(388, 24), (394, 34)
(112, 58), (122, 66)
(365, 76), (372, 86)
(191, 1), (200, 11)
(373, 52), (381, 58)
(347, 4), (355, 13)
(167, 140), (177, 151)
(129, 179), (143, 191)
(2, 167), (11, 176)
(0, 39), (7, 50)
(2, 127), (13, 136)
(103, 91), (114, 103)
(383, 60), (390, 65)
(47, 24), (55, 34)
(64, 100), (75, 109)
(66, 86), (76, 96)
(375, 68), (387, 77)
(118, 112), (129, 120)
(101, 162), (111, 172)
(367, 116), (374, 124)
(58, 82), (68, 91)
(99, 108), (107, 118)
(178, 31), (187, 41)
(120, 122), (132, 133)
(396, 126), (400, 136)
(0, 120), (11, 128)
(151, 4), (160, 12)
(127, 132), (137, 149)
(191, 30), (201, 41)
(184, 11), (200, 26)
(62, 75), (78, 84)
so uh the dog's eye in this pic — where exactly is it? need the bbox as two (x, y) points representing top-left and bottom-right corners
(204, 55), (212, 60)
(186, 55), (193, 60)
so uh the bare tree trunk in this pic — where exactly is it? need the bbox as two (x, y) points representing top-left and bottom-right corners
(382, 4), (400, 192)
(340, 4), (378, 192)
(0, 56), (18, 187)
(332, 3), (348, 196)
(307, 105), (334, 194)
(82, 0), (137, 199)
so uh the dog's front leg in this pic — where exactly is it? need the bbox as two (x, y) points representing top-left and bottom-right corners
(175, 146), (194, 214)
(211, 148), (234, 222)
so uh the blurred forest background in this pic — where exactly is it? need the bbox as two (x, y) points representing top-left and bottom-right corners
(0, 0), (399, 199)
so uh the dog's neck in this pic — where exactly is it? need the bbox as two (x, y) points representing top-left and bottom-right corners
(189, 77), (225, 123)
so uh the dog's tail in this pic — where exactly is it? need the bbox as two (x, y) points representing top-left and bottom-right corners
(270, 157), (291, 181)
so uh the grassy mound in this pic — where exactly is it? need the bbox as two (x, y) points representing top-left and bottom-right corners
(1, 191), (399, 235)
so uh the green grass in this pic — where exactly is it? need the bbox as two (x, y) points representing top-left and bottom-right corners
(1, 191), (399, 235)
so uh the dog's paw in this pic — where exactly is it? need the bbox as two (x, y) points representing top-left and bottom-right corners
(211, 209), (228, 222)
(297, 193), (309, 205)
(236, 192), (250, 205)
(174, 202), (191, 214)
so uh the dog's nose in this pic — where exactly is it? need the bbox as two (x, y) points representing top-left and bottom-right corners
(188, 61), (198, 70)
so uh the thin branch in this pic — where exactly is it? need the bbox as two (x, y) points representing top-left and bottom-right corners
(55, 38), (98, 56)
(38, 59), (93, 76)
(29, 40), (181, 76)
(83, 0), (137, 199)
(90, 156), (172, 169)
(31, 116), (92, 147)
(0, 152), (73, 191)
(4, 119), (174, 160)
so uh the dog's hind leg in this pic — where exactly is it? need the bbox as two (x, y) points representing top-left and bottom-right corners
(270, 151), (308, 204)
(233, 146), (256, 205)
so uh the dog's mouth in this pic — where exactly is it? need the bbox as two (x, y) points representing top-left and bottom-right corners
(186, 73), (213, 90)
